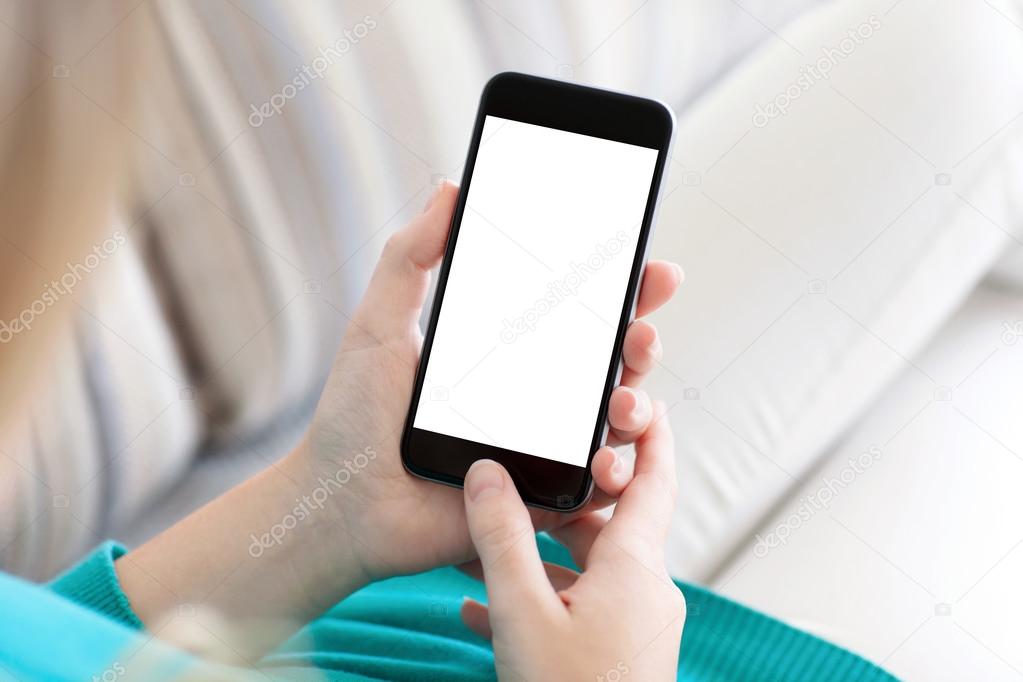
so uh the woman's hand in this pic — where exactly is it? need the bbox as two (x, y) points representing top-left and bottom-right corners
(116, 182), (681, 659)
(459, 405), (685, 681)
(301, 181), (683, 582)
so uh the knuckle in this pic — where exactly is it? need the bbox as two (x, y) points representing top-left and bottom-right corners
(477, 514), (531, 555)
(382, 232), (403, 256)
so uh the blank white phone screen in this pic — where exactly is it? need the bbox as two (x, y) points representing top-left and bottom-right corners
(414, 115), (659, 467)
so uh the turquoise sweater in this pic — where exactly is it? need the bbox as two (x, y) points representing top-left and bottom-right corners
(0, 538), (896, 680)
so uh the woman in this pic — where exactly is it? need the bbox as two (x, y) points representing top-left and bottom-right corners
(0, 177), (894, 679)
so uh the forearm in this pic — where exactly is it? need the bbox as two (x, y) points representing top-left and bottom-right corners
(115, 440), (370, 658)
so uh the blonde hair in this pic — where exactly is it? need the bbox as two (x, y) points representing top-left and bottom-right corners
(0, 2), (138, 432)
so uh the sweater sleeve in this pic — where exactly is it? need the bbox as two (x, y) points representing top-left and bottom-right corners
(48, 540), (145, 630)
(0, 543), (202, 681)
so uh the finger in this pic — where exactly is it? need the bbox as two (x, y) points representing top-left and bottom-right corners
(556, 448), (630, 514)
(526, 447), (633, 528)
(607, 386), (652, 443)
(635, 260), (683, 319)
(619, 320), (662, 387)
(463, 460), (558, 613)
(547, 512), (607, 570)
(354, 182), (459, 339)
(590, 446), (633, 497)
(461, 597), (492, 639)
(603, 403), (678, 556)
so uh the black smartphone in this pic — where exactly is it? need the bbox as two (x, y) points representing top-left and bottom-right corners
(401, 72), (675, 511)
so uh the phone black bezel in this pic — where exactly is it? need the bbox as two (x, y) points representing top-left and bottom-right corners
(400, 72), (674, 511)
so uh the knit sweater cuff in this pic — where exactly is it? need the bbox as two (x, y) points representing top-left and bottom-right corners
(48, 541), (145, 631)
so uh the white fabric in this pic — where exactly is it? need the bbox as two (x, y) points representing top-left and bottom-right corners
(713, 282), (1023, 680)
(988, 245), (1023, 290)
(648, 0), (1023, 580)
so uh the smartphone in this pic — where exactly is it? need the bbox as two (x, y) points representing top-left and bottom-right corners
(401, 72), (675, 511)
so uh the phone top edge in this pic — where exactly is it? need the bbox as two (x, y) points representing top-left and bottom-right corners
(484, 71), (677, 133)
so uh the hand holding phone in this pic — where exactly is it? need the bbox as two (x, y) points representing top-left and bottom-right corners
(301, 187), (680, 584)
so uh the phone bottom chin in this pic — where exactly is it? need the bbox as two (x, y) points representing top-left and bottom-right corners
(402, 427), (590, 511)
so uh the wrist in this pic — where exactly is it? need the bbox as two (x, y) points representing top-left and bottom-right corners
(274, 439), (376, 601)
(117, 440), (374, 649)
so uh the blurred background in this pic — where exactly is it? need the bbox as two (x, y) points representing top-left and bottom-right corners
(1, 1), (1022, 679)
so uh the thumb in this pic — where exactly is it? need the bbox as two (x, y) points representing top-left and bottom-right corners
(354, 182), (458, 339)
(463, 460), (556, 614)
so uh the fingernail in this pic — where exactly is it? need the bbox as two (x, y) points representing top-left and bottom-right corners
(466, 460), (504, 501)
(672, 262), (684, 283)
(611, 452), (625, 474)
